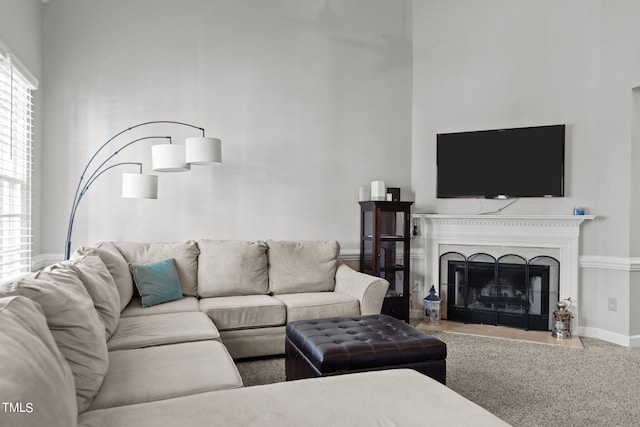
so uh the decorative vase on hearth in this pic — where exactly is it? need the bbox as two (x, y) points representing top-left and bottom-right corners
(424, 285), (441, 325)
(551, 298), (572, 339)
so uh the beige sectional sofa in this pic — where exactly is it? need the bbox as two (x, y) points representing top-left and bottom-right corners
(0, 239), (509, 426)
(96, 239), (389, 358)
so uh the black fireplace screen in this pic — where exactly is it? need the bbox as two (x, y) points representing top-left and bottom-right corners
(440, 252), (560, 331)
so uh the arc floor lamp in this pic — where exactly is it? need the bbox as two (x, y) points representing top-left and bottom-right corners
(64, 120), (221, 260)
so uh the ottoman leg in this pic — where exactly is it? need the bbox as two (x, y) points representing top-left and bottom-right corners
(285, 337), (322, 381)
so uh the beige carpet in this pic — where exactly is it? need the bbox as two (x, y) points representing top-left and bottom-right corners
(235, 328), (640, 426)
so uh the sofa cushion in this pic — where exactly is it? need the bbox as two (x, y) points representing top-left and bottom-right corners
(107, 312), (220, 351)
(3, 270), (108, 413)
(88, 340), (243, 410)
(0, 296), (77, 427)
(129, 258), (183, 307)
(92, 243), (135, 311)
(272, 292), (360, 322)
(120, 296), (200, 318)
(199, 295), (286, 331)
(197, 240), (269, 297)
(78, 370), (510, 427)
(111, 241), (200, 297)
(267, 240), (339, 294)
(69, 253), (121, 339)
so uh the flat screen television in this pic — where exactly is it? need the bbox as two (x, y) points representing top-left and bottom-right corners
(436, 124), (565, 199)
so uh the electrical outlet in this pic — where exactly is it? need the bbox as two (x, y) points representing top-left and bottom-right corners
(608, 297), (617, 312)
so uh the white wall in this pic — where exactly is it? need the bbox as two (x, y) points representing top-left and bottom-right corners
(411, 0), (640, 345)
(0, 0), (42, 73)
(412, 0), (602, 234)
(30, 0), (640, 344)
(598, 0), (640, 343)
(41, 0), (413, 256)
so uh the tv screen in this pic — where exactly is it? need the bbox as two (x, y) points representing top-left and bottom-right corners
(436, 125), (565, 199)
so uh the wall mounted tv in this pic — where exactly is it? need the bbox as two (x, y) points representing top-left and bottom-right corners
(436, 124), (565, 199)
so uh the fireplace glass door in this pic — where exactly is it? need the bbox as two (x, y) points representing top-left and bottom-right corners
(442, 252), (559, 331)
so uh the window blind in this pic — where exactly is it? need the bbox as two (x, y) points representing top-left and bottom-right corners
(0, 40), (37, 281)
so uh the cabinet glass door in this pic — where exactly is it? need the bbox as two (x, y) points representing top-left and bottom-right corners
(380, 240), (405, 297)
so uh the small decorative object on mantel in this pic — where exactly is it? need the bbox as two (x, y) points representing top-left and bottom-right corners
(424, 285), (441, 325)
(370, 180), (386, 201)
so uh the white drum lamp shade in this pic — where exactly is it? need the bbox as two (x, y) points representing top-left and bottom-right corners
(122, 173), (158, 199)
(151, 144), (191, 172)
(185, 137), (222, 164)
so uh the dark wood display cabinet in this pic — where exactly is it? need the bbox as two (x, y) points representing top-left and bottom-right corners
(359, 200), (413, 322)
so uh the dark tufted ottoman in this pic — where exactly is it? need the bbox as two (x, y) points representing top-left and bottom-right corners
(285, 314), (447, 384)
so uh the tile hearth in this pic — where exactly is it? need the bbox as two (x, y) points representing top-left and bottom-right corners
(415, 319), (583, 349)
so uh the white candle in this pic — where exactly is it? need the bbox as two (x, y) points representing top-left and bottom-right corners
(371, 180), (386, 200)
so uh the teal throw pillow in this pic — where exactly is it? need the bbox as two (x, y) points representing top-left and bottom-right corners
(129, 258), (183, 308)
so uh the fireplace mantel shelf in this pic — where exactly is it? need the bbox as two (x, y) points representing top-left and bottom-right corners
(413, 213), (596, 226)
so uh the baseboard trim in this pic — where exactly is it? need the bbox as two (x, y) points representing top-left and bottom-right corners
(579, 326), (640, 348)
(338, 249), (360, 263)
(410, 309), (423, 319)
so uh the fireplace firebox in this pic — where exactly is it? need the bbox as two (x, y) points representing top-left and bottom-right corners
(441, 252), (560, 331)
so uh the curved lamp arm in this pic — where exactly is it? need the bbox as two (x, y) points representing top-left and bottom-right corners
(64, 120), (207, 260)
(65, 162), (144, 260)
(85, 136), (170, 187)
(82, 162), (143, 197)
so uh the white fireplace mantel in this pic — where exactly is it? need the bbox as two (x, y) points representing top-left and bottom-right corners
(413, 213), (595, 332)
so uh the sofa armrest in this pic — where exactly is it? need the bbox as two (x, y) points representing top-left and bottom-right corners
(333, 262), (389, 315)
